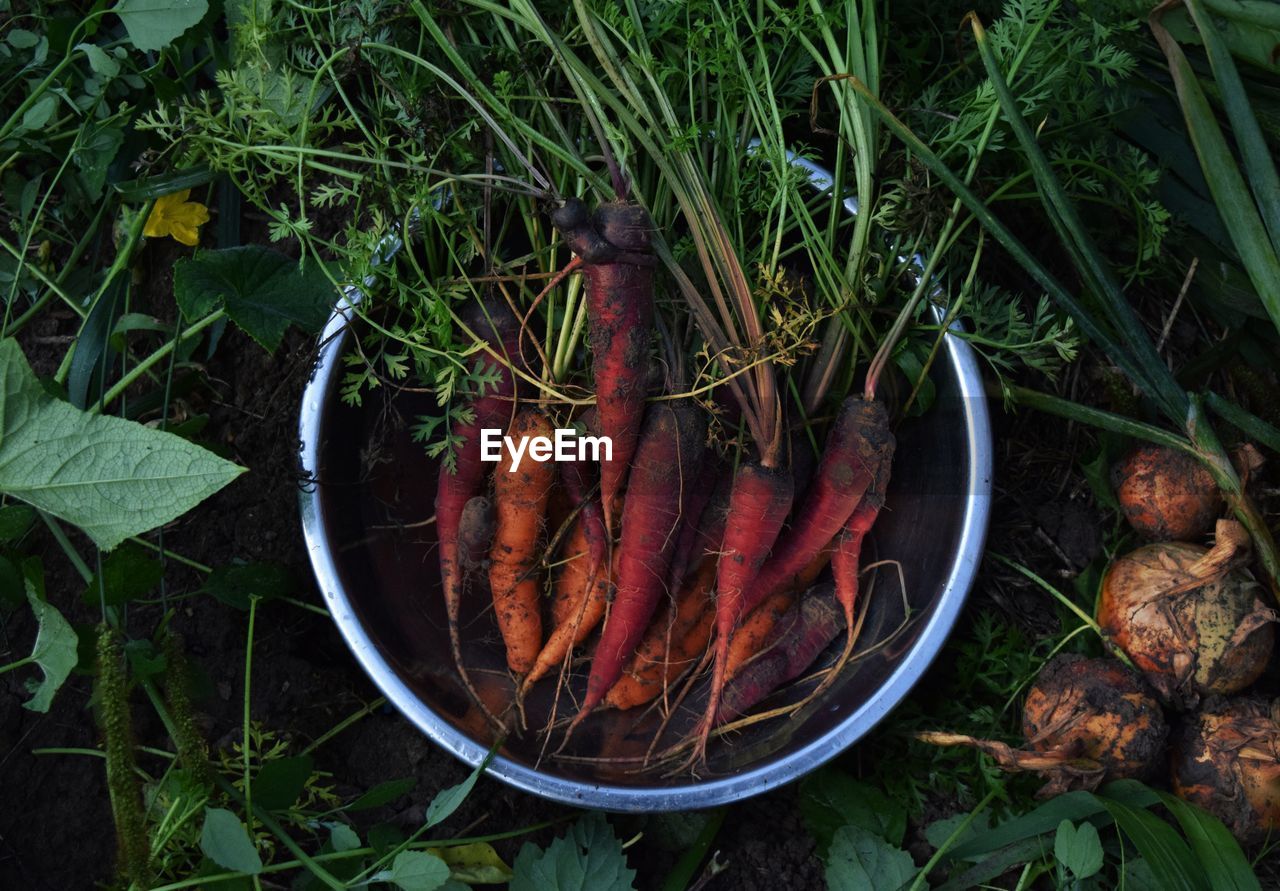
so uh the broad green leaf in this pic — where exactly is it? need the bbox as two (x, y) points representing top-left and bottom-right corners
(22, 95), (56, 131)
(510, 813), (636, 891)
(76, 43), (121, 78)
(80, 543), (163, 607)
(8, 29), (40, 49)
(346, 777), (416, 812)
(199, 807), (263, 875)
(204, 562), (292, 610)
(1096, 797), (1208, 891)
(114, 0), (209, 52)
(374, 851), (451, 891)
(824, 824), (916, 891)
(328, 823), (361, 853)
(431, 842), (512, 884)
(73, 122), (124, 199)
(173, 246), (334, 351)
(799, 768), (907, 853)
(253, 755), (314, 811)
(424, 755), (489, 829)
(19, 578), (77, 712)
(0, 504), (36, 543)
(946, 791), (1108, 861)
(0, 339), (243, 550)
(1054, 819), (1103, 880)
(1158, 793), (1261, 891)
(924, 810), (990, 853)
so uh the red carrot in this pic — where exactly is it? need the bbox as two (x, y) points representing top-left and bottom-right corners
(831, 445), (894, 657)
(567, 400), (705, 731)
(552, 198), (657, 530)
(435, 299), (520, 723)
(743, 398), (892, 618)
(605, 554), (718, 711)
(665, 454), (722, 595)
(685, 459), (793, 765)
(456, 496), (495, 576)
(715, 583), (846, 725)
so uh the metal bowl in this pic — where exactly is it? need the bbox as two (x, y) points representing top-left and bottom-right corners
(298, 161), (993, 812)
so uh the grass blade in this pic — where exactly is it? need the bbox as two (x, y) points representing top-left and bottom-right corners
(1095, 796), (1210, 891)
(1183, 0), (1280, 250)
(965, 15), (1188, 424)
(1150, 2), (1280, 338)
(1158, 792), (1262, 891)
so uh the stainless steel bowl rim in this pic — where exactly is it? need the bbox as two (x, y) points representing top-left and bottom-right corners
(298, 159), (994, 812)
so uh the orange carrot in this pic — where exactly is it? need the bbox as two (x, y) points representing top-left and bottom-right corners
(524, 517), (615, 688)
(725, 544), (832, 679)
(606, 555), (717, 710)
(489, 409), (555, 675)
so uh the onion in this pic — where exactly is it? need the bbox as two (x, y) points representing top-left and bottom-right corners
(1172, 698), (1280, 842)
(1098, 520), (1274, 707)
(1111, 444), (1220, 541)
(918, 654), (1167, 796)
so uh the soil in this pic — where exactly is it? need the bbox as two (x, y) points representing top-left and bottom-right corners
(0, 261), (1273, 889)
(0, 321), (837, 891)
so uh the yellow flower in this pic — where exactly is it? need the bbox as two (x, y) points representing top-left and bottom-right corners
(143, 189), (210, 247)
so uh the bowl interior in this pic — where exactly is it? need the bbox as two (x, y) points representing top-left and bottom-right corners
(301, 312), (989, 807)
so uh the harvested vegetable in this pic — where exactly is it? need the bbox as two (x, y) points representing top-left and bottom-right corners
(716, 583), (846, 725)
(490, 409), (556, 676)
(551, 198), (657, 528)
(573, 400), (706, 723)
(456, 496), (495, 575)
(1098, 519), (1274, 707)
(606, 554), (718, 711)
(435, 299), (521, 717)
(1111, 444), (1221, 541)
(1172, 697), (1280, 842)
(524, 516), (614, 689)
(920, 654), (1168, 796)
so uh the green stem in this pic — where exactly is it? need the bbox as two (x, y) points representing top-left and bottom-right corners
(91, 310), (226, 413)
(908, 791), (998, 891)
(300, 696), (387, 757)
(1005, 385), (1195, 455)
(39, 511), (94, 583)
(243, 596), (258, 829)
(215, 776), (346, 891)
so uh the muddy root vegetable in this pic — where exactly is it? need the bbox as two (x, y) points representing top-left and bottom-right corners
(1172, 697), (1280, 842)
(686, 460), (794, 765)
(490, 409), (556, 676)
(1111, 444), (1221, 541)
(568, 400), (706, 732)
(524, 517), (615, 690)
(920, 654), (1168, 796)
(435, 298), (521, 722)
(552, 198), (657, 529)
(746, 398), (893, 622)
(1098, 519), (1274, 707)
(831, 438), (894, 665)
(457, 496), (495, 575)
(716, 583), (846, 725)
(606, 555), (718, 711)
(726, 545), (832, 680)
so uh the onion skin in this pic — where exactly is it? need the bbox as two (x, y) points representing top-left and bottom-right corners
(1022, 654), (1168, 793)
(1172, 698), (1280, 843)
(1111, 445), (1221, 541)
(1098, 522), (1274, 707)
